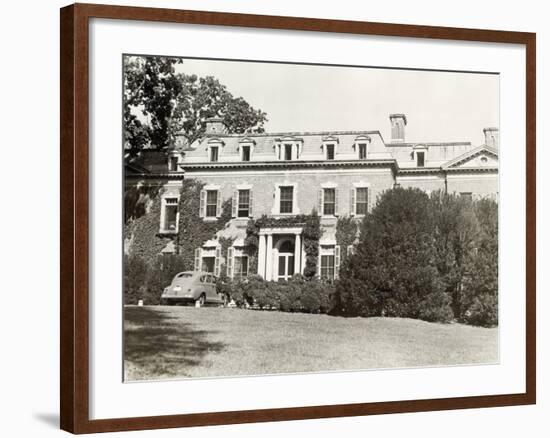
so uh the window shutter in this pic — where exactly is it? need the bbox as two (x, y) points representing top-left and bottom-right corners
(214, 246), (221, 277)
(318, 246), (321, 277)
(367, 187), (370, 213)
(350, 188), (356, 216)
(227, 247), (234, 279)
(216, 190), (222, 217)
(194, 248), (201, 272)
(318, 189), (323, 215)
(232, 191), (238, 218)
(335, 245), (341, 279)
(199, 190), (206, 218)
(249, 190), (253, 217)
(334, 189), (339, 215)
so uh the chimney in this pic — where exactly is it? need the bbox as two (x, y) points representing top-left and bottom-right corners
(205, 117), (228, 135)
(389, 114), (407, 142)
(483, 127), (499, 149)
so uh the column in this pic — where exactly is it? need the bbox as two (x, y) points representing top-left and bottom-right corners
(257, 234), (266, 278)
(294, 233), (301, 275)
(301, 239), (306, 274)
(265, 233), (273, 281)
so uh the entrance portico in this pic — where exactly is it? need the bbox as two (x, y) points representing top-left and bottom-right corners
(257, 227), (305, 281)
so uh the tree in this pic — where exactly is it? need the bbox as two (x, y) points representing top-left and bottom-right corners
(461, 198), (498, 326)
(124, 56), (183, 150)
(430, 191), (480, 318)
(124, 56), (268, 151)
(335, 187), (453, 322)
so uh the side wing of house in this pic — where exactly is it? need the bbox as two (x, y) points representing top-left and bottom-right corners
(442, 146), (499, 198)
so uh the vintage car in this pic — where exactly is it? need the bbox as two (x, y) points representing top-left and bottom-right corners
(160, 271), (225, 306)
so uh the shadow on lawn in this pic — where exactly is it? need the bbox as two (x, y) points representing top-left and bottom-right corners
(124, 307), (226, 378)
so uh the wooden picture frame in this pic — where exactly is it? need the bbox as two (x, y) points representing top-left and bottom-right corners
(60, 2), (536, 434)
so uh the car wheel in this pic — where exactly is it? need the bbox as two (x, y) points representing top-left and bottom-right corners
(196, 293), (206, 308)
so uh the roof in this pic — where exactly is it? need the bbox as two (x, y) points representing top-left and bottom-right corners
(442, 145), (499, 169)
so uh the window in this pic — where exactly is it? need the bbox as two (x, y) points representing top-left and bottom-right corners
(206, 190), (218, 217)
(169, 156), (178, 171)
(280, 186), (294, 213)
(326, 144), (335, 160)
(323, 188), (336, 215)
(242, 145), (251, 161)
(460, 192), (473, 201)
(210, 146), (219, 162)
(234, 256), (249, 279)
(356, 188), (368, 215)
(284, 144), (292, 160)
(358, 143), (367, 159)
(416, 151), (425, 167)
(162, 198), (178, 232)
(238, 190), (250, 217)
(201, 257), (215, 273)
(320, 255), (335, 280)
(480, 156), (488, 164)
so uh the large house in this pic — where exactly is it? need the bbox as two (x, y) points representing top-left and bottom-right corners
(125, 114), (499, 282)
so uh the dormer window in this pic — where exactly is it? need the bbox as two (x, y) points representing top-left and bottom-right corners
(210, 146), (219, 162)
(322, 136), (339, 161)
(358, 143), (367, 160)
(168, 156), (178, 171)
(238, 138), (255, 162)
(284, 144), (293, 161)
(353, 135), (371, 160)
(416, 151), (425, 167)
(413, 145), (428, 168)
(242, 145), (251, 161)
(275, 137), (302, 161)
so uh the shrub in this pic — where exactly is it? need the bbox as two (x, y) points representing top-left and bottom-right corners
(417, 291), (454, 323)
(463, 294), (498, 327)
(227, 274), (335, 314)
(334, 188), (499, 325)
(144, 254), (186, 305)
(335, 188), (451, 322)
(124, 254), (149, 304)
(293, 275), (334, 313)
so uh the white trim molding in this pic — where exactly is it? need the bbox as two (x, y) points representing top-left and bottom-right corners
(158, 194), (180, 234)
(271, 182), (300, 215)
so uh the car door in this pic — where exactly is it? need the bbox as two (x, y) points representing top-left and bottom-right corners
(208, 275), (220, 302)
(197, 275), (208, 299)
(206, 274), (217, 302)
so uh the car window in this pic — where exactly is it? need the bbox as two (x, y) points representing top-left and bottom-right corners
(208, 275), (215, 284)
(176, 272), (193, 279)
(199, 275), (206, 283)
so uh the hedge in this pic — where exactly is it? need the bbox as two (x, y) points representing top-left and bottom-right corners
(221, 274), (334, 314)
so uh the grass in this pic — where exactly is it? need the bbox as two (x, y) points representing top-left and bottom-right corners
(124, 306), (498, 381)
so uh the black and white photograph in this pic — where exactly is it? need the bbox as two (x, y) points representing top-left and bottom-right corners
(123, 55), (499, 382)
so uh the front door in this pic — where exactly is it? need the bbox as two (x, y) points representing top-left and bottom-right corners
(277, 254), (295, 281)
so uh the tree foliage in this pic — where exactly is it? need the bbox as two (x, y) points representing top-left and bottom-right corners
(334, 188), (498, 326)
(124, 56), (268, 150)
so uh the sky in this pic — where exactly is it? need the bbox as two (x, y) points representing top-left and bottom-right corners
(172, 56), (499, 146)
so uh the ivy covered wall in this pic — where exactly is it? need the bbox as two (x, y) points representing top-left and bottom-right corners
(124, 183), (173, 264)
(335, 215), (360, 263)
(176, 179), (232, 270)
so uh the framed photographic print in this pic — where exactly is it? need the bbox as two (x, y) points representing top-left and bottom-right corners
(60, 3), (536, 434)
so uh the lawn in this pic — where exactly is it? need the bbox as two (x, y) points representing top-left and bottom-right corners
(124, 305), (498, 381)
